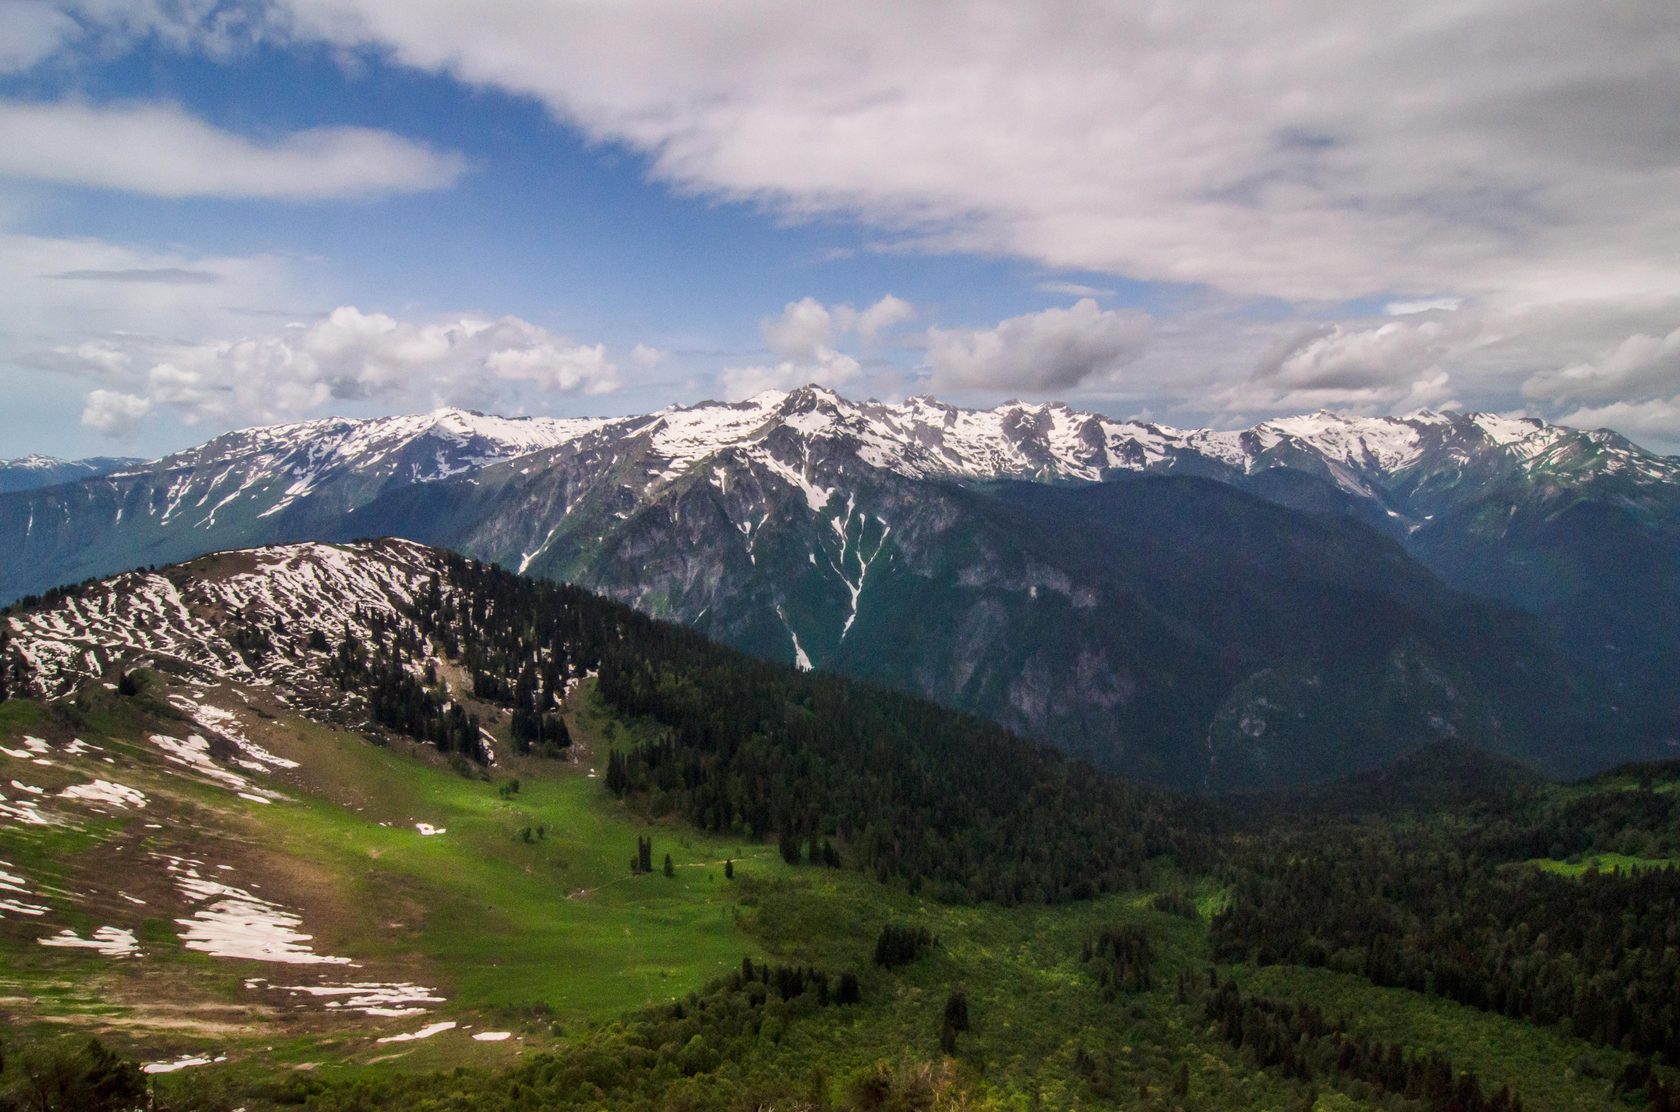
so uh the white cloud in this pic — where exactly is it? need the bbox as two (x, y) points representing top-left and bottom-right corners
(720, 293), (910, 398)
(1524, 324), (1680, 406)
(0, 99), (465, 199)
(851, 294), (914, 342)
(762, 297), (835, 362)
(236, 0), (1680, 308)
(11, 0), (1680, 439)
(53, 306), (627, 430)
(629, 343), (667, 367)
(718, 348), (862, 401)
(1214, 313), (1483, 416)
(80, 388), (152, 437)
(927, 299), (1152, 392)
(0, 1), (79, 73)
(1038, 282), (1115, 299)
(1386, 297), (1463, 316)
(0, 231), (301, 351)
(1555, 397), (1680, 455)
(758, 293), (912, 363)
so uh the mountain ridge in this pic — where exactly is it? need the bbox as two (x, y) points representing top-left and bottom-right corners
(2, 387), (1675, 788)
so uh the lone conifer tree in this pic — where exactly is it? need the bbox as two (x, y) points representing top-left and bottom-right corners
(943, 988), (970, 1031)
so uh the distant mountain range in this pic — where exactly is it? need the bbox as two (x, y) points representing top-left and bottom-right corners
(0, 453), (143, 494)
(3, 387), (1675, 788)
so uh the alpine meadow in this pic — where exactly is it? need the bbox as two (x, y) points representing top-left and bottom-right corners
(2, 4), (1679, 1111)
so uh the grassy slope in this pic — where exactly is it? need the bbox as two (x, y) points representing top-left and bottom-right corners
(1, 688), (1658, 1109)
(0, 682), (795, 1076)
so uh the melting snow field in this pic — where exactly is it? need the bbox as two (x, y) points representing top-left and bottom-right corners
(147, 733), (253, 791)
(377, 1020), (457, 1043)
(143, 1053), (226, 1074)
(0, 860), (49, 917)
(2, 736), (52, 757)
(250, 979), (446, 1018)
(415, 822), (446, 836)
(38, 925), (138, 957)
(0, 791), (56, 826)
(168, 696), (299, 772)
(472, 1031), (512, 1042)
(164, 856), (351, 965)
(58, 779), (147, 810)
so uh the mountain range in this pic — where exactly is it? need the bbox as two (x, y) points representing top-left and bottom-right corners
(4, 387), (1676, 789)
(0, 453), (143, 494)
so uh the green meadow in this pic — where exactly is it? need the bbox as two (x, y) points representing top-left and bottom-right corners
(2, 682), (1671, 1109)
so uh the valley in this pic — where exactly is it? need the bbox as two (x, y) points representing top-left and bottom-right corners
(1, 542), (1675, 1109)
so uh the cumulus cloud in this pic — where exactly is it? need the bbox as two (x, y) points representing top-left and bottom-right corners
(927, 299), (1152, 392)
(719, 348), (863, 401)
(718, 294), (910, 399)
(1211, 313), (1484, 416)
(759, 294), (912, 362)
(80, 388), (152, 437)
(1524, 325), (1680, 406)
(13, 1), (1680, 435)
(58, 306), (628, 431)
(0, 99), (465, 199)
(1521, 323), (1680, 452)
(1555, 397), (1680, 454)
(850, 294), (914, 342)
(762, 297), (837, 362)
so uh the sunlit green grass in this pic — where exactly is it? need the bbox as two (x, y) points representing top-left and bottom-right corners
(1529, 852), (1677, 876)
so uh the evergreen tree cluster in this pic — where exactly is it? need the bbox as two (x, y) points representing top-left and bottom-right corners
(0, 1036), (146, 1112)
(1213, 833), (1680, 1063)
(1462, 772), (1680, 861)
(1205, 979), (1527, 1111)
(1081, 924), (1154, 994)
(379, 550), (1212, 905)
(1615, 1061), (1680, 1112)
(321, 603), (486, 761)
(873, 923), (935, 968)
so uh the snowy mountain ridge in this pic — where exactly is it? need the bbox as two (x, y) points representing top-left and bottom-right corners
(6, 539), (450, 702)
(99, 386), (1678, 504)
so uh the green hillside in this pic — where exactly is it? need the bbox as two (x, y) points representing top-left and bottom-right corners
(1, 543), (1676, 1110)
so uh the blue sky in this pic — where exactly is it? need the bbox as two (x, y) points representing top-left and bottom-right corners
(1, 1), (1677, 457)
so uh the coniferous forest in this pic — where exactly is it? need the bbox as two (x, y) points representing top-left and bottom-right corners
(3, 544), (1679, 1109)
(289, 552), (1680, 1106)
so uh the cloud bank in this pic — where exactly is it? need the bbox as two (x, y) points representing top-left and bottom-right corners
(929, 299), (1152, 392)
(54, 306), (626, 436)
(0, 99), (464, 199)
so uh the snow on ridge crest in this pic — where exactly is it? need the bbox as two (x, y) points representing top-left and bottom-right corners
(4, 540), (449, 701)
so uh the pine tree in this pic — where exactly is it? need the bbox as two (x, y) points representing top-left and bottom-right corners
(724, 858), (735, 880)
(663, 853), (675, 877)
(943, 988), (970, 1031)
